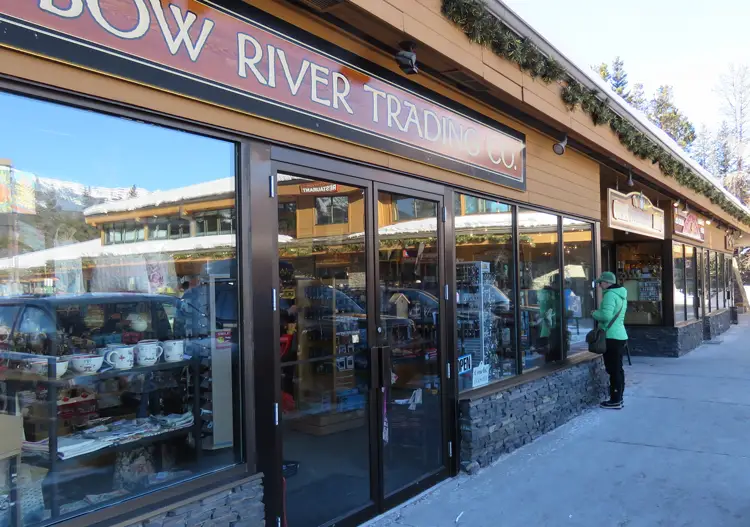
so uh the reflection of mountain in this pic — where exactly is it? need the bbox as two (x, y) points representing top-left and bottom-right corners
(35, 175), (151, 212)
(0, 171), (154, 258)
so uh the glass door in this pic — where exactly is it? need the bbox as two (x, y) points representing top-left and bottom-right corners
(273, 167), (449, 526)
(374, 185), (447, 499)
(276, 170), (376, 527)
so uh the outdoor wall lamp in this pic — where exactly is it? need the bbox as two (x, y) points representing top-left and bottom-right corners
(395, 41), (418, 75)
(552, 134), (567, 156)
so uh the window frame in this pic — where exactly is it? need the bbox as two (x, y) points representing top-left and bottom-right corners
(391, 194), (435, 222)
(0, 78), (258, 527)
(673, 243), (687, 324)
(685, 245), (698, 321)
(104, 221), (145, 244)
(314, 195), (349, 225)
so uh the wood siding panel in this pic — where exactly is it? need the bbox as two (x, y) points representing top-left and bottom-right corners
(348, 0), (404, 31)
(401, 15), (484, 74)
(526, 154), (599, 194)
(481, 48), (523, 86)
(483, 64), (523, 102)
(522, 89), (570, 128)
(526, 192), (593, 219)
(392, 0), (481, 58)
(521, 74), (569, 117)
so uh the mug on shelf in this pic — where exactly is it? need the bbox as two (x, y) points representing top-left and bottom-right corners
(136, 340), (163, 366)
(69, 354), (105, 374)
(105, 346), (135, 370)
(163, 340), (185, 363)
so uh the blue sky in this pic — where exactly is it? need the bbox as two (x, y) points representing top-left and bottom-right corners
(504, 0), (750, 132)
(0, 91), (235, 192)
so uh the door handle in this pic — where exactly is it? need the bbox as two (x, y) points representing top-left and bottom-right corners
(380, 346), (392, 399)
(370, 346), (379, 391)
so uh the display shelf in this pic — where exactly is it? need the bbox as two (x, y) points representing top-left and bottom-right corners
(1, 359), (193, 386)
(1, 349), (201, 520)
(24, 427), (192, 468)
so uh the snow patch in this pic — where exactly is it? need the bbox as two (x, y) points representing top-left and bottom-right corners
(84, 178), (234, 216)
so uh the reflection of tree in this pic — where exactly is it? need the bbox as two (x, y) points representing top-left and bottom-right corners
(27, 185), (99, 252)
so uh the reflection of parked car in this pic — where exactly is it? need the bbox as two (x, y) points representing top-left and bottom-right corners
(0, 293), (185, 356)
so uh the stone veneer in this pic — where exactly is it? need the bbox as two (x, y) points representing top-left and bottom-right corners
(458, 355), (607, 472)
(704, 309), (732, 340)
(627, 311), (731, 358)
(124, 474), (264, 527)
(627, 322), (703, 358)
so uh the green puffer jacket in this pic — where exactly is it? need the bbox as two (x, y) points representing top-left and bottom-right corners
(592, 285), (628, 340)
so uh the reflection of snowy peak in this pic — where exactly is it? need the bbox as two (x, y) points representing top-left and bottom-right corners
(35, 176), (152, 212)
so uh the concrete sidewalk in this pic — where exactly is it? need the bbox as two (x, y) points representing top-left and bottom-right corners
(369, 316), (750, 527)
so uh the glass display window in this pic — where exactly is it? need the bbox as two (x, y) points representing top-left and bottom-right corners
(0, 90), (243, 526)
(615, 242), (663, 325)
(563, 220), (595, 354)
(454, 194), (516, 391)
(519, 209), (562, 371)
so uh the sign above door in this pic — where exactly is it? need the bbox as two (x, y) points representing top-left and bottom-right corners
(0, 0), (526, 190)
(607, 189), (665, 239)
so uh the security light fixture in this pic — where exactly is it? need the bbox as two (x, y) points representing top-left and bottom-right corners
(395, 41), (418, 75)
(553, 134), (567, 156)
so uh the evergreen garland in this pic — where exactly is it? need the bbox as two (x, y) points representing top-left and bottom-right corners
(441, 0), (750, 225)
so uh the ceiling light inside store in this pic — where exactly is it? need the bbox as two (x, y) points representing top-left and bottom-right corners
(627, 169), (634, 187)
(674, 200), (681, 208)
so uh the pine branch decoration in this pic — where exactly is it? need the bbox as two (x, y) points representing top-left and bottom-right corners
(440, 0), (750, 225)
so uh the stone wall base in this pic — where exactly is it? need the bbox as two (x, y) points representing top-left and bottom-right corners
(125, 474), (265, 527)
(628, 310), (732, 358)
(458, 357), (607, 471)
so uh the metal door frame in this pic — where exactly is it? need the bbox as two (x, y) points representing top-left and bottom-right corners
(265, 147), (454, 526)
(372, 181), (452, 510)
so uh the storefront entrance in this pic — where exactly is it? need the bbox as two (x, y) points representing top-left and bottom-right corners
(273, 153), (450, 526)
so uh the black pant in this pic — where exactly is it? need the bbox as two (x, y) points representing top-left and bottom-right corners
(603, 339), (626, 402)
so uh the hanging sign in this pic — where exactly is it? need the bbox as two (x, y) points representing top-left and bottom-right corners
(726, 233), (735, 252)
(472, 363), (490, 388)
(0, 0), (526, 190)
(674, 211), (705, 242)
(607, 189), (665, 239)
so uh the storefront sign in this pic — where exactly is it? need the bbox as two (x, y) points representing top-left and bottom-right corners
(674, 211), (705, 242)
(0, 0), (526, 189)
(457, 354), (472, 375)
(472, 363), (490, 388)
(300, 182), (338, 194)
(607, 189), (665, 240)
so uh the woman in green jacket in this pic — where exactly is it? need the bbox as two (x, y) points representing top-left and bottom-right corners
(592, 272), (628, 409)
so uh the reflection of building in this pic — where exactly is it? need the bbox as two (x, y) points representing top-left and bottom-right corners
(0, 178), (239, 295)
